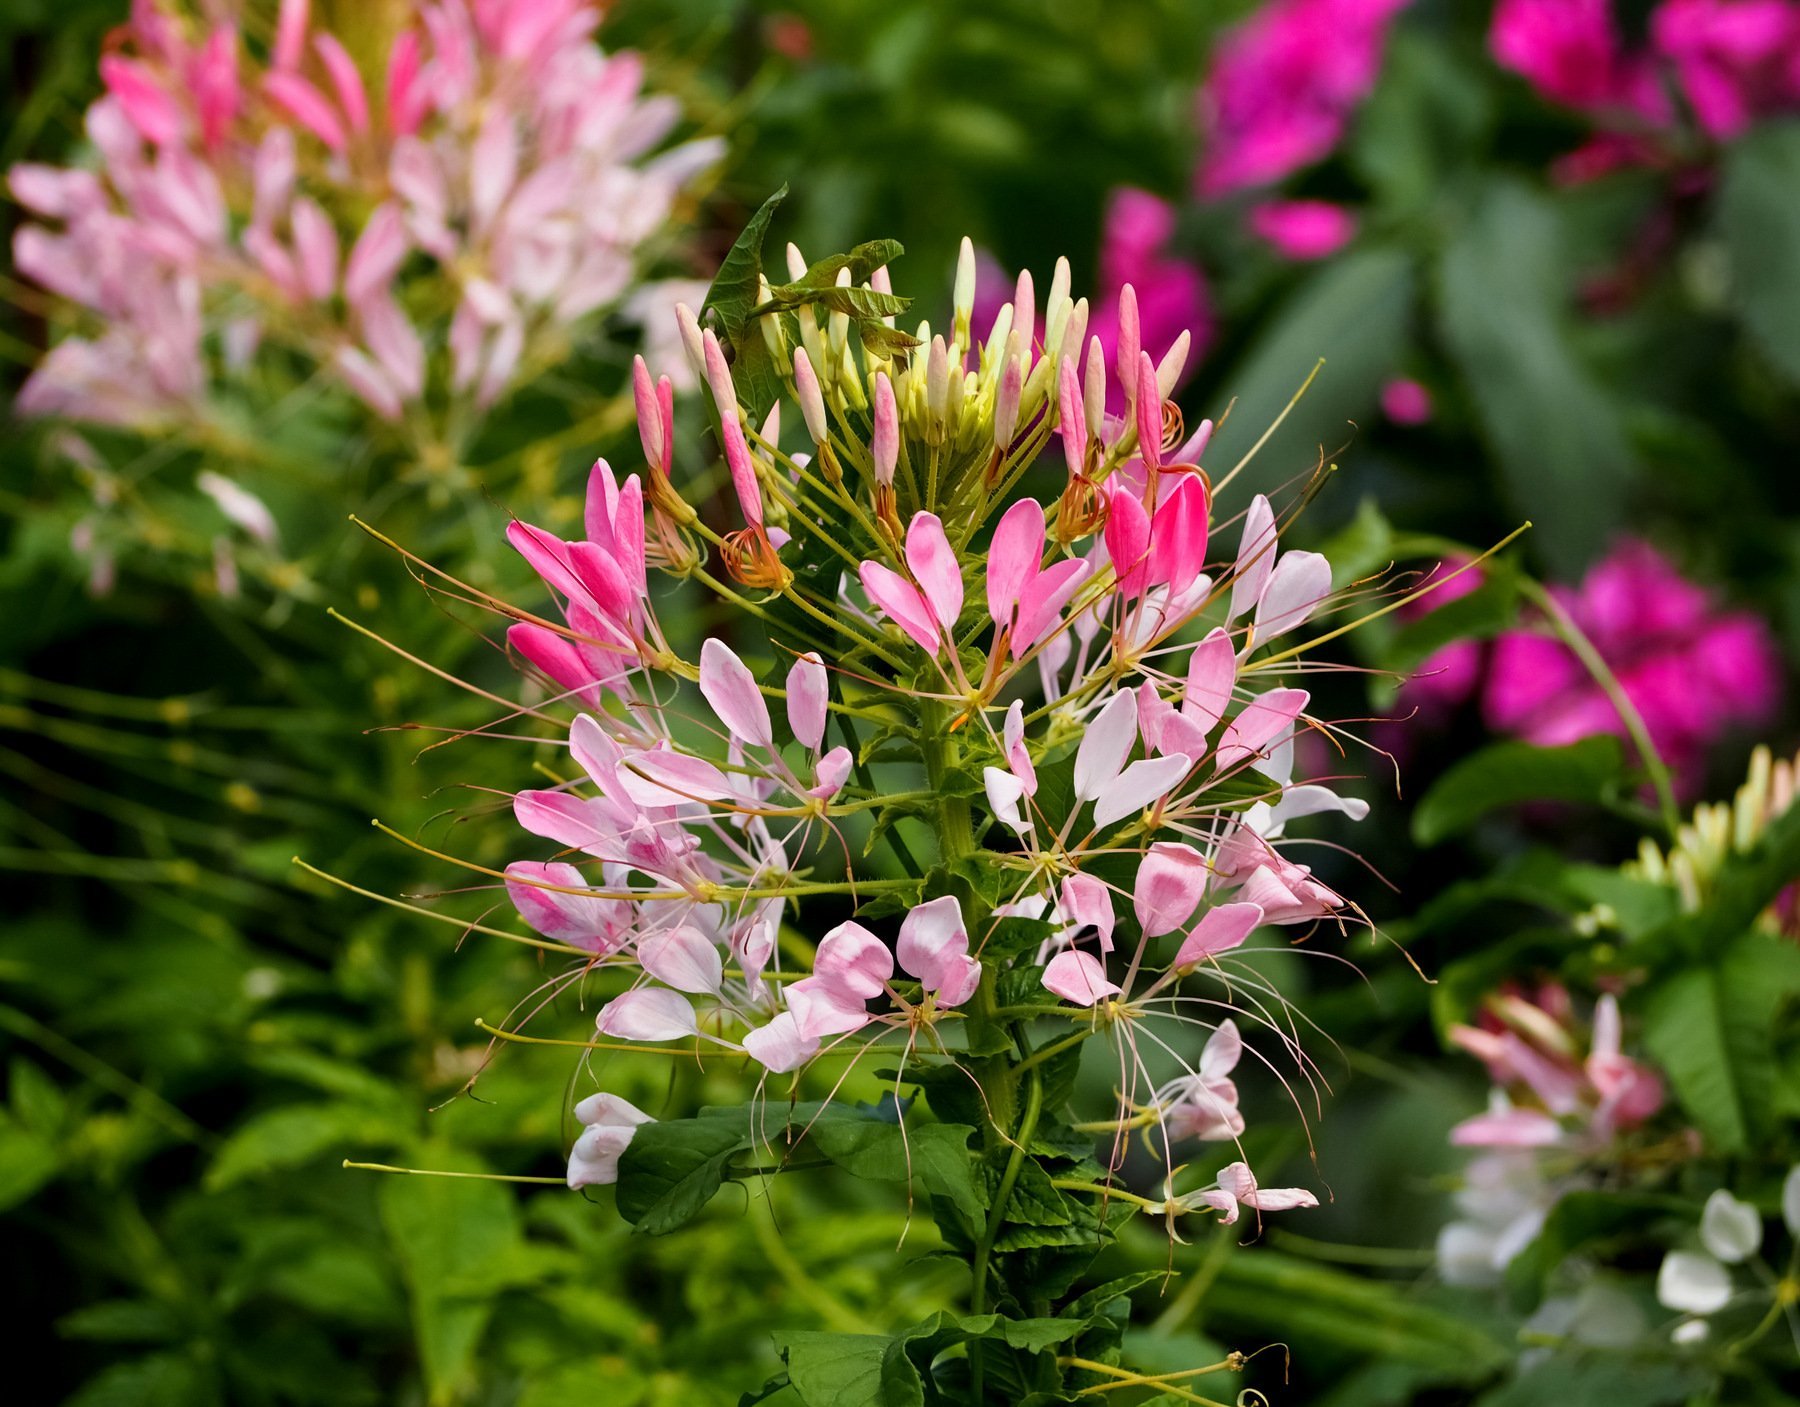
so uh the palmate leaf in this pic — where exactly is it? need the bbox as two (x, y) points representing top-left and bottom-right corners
(701, 184), (789, 421)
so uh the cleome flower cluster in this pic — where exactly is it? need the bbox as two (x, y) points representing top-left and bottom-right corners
(449, 230), (1394, 1228)
(10, 0), (717, 439)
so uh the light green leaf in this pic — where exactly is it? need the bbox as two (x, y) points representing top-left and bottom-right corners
(378, 1152), (522, 1405)
(782, 1330), (919, 1407)
(1204, 248), (1415, 498)
(205, 1102), (391, 1190)
(0, 1110), (59, 1211)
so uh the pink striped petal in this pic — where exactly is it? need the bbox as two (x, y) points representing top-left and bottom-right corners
(1174, 903), (1263, 966)
(597, 989), (696, 1041)
(904, 513), (963, 631)
(786, 652), (828, 751)
(1215, 689), (1309, 773)
(1043, 951), (1120, 1006)
(699, 637), (772, 748)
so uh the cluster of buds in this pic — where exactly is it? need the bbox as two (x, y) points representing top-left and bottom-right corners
(423, 230), (1398, 1234)
(11, 0), (717, 441)
(1621, 743), (1800, 936)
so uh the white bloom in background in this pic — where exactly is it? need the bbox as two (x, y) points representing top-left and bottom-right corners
(1657, 1249), (1733, 1316)
(1699, 1188), (1763, 1264)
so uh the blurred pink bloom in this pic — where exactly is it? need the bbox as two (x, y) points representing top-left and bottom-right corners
(1379, 376), (1433, 425)
(1652, 0), (1800, 137)
(1484, 540), (1783, 790)
(1086, 190), (1213, 401)
(1247, 199), (1357, 259)
(1196, 0), (1411, 196)
(12, 0), (719, 433)
(1491, 0), (1800, 161)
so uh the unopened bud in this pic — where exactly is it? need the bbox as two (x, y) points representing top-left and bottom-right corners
(1043, 256), (1071, 353)
(1135, 352), (1162, 473)
(785, 241), (807, 281)
(758, 276), (787, 361)
(926, 335), (950, 435)
(1116, 283), (1141, 408)
(1083, 335), (1106, 438)
(870, 265), (896, 326)
(985, 302), (1014, 367)
(632, 355), (668, 473)
(872, 371), (898, 486)
(994, 357), (1022, 450)
(675, 302), (705, 383)
(1157, 330), (1190, 399)
(1013, 268), (1036, 356)
(828, 268), (852, 359)
(952, 236), (975, 342)
(1057, 297), (1088, 374)
(792, 347), (828, 445)
(701, 329), (738, 426)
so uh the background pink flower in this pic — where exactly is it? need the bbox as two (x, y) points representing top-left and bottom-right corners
(1484, 540), (1783, 789)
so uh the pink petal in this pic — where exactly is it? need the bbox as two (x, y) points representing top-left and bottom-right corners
(699, 637), (773, 749)
(1104, 486), (1152, 599)
(264, 71), (347, 152)
(1058, 356), (1088, 475)
(99, 57), (183, 145)
(597, 988), (697, 1041)
(614, 749), (732, 807)
(1134, 350), (1161, 470)
(872, 372), (898, 483)
(1215, 689), (1309, 773)
(809, 746), (852, 799)
(859, 560), (941, 652)
(905, 513), (964, 632)
(786, 652), (829, 751)
(1003, 700), (1036, 793)
(742, 1012), (819, 1073)
(311, 33), (369, 135)
(1229, 495), (1277, 623)
(1200, 1019), (1243, 1080)
(344, 202), (408, 306)
(1058, 873), (1116, 952)
(508, 623), (605, 708)
(988, 498), (1046, 631)
(1074, 690), (1139, 801)
(1182, 628), (1238, 733)
(1043, 951), (1120, 1006)
(897, 895), (975, 1001)
(273, 0), (310, 70)
(1174, 903), (1263, 966)
(1093, 752), (1191, 828)
(1255, 551), (1332, 639)
(1148, 474), (1209, 598)
(504, 860), (625, 951)
(813, 920), (896, 999)
(1135, 841), (1210, 938)
(637, 925), (724, 995)
(1013, 556), (1090, 656)
(289, 196), (339, 300)
(1450, 1108), (1564, 1148)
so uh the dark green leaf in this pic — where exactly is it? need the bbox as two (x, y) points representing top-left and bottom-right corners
(782, 1331), (919, 1407)
(702, 185), (789, 420)
(1718, 121), (1800, 382)
(1436, 179), (1637, 570)
(1411, 736), (1625, 845)
(615, 1111), (752, 1235)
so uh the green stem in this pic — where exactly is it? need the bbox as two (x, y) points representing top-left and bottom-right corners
(1522, 578), (1681, 836)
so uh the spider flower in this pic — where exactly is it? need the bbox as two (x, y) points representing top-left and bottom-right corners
(395, 231), (1414, 1237)
(11, 0), (717, 449)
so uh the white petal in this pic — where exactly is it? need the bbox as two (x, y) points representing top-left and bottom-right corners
(1656, 1251), (1732, 1315)
(1699, 1189), (1762, 1264)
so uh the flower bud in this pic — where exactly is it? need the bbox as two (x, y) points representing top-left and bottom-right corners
(1043, 255), (1071, 354)
(994, 356), (1022, 450)
(785, 241), (807, 281)
(1013, 267), (1035, 356)
(926, 335), (950, 438)
(701, 327), (738, 427)
(757, 275), (787, 362)
(675, 301), (705, 383)
(1083, 335), (1106, 438)
(1057, 296), (1088, 375)
(792, 346), (828, 445)
(632, 355), (669, 473)
(952, 235), (975, 342)
(1116, 282), (1140, 408)
(872, 371), (898, 486)
(827, 267), (852, 360)
(870, 264), (896, 326)
(1157, 330), (1190, 399)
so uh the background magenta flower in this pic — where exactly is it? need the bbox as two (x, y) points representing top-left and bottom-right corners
(1247, 198), (1358, 259)
(1195, 0), (1411, 197)
(1484, 540), (1783, 789)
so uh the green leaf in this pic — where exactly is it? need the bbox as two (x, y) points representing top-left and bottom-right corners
(1436, 179), (1638, 570)
(755, 284), (911, 322)
(1642, 932), (1800, 1153)
(1718, 120), (1800, 382)
(206, 1102), (391, 1190)
(615, 1111), (751, 1235)
(807, 1111), (986, 1223)
(378, 1151), (522, 1404)
(782, 1331), (920, 1407)
(787, 238), (904, 290)
(1204, 247), (1415, 498)
(1474, 1356), (1706, 1407)
(57, 1299), (184, 1344)
(702, 185), (789, 420)
(859, 321), (924, 356)
(1059, 1270), (1170, 1322)
(0, 1109), (59, 1211)
(1411, 736), (1625, 845)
